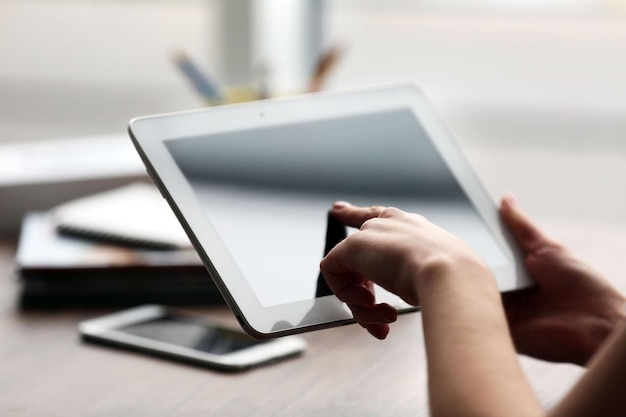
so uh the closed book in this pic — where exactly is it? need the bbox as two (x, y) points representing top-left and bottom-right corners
(15, 212), (222, 307)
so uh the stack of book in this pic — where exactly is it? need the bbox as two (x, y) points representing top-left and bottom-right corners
(14, 184), (223, 308)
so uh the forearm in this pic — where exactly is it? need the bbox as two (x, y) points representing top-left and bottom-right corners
(418, 260), (544, 417)
(548, 320), (626, 417)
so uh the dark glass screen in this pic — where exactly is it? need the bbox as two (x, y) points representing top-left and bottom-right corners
(120, 316), (264, 354)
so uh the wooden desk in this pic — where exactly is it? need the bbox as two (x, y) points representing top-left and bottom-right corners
(1, 223), (624, 416)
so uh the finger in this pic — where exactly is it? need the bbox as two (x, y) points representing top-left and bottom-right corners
(321, 235), (377, 304)
(330, 201), (386, 228)
(348, 303), (398, 325)
(366, 323), (391, 340)
(500, 194), (554, 254)
(353, 319), (391, 340)
(376, 206), (405, 219)
(335, 283), (375, 306)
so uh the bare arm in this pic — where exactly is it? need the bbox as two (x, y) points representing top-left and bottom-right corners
(549, 319), (626, 417)
(321, 202), (544, 417)
(500, 195), (626, 414)
(321, 199), (626, 416)
(418, 255), (543, 417)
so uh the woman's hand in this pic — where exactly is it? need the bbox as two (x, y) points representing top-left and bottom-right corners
(501, 195), (626, 365)
(320, 201), (492, 339)
(322, 201), (544, 415)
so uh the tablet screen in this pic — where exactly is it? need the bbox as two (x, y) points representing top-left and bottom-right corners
(165, 108), (508, 308)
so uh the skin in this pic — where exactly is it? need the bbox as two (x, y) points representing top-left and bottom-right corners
(500, 196), (626, 365)
(320, 197), (626, 416)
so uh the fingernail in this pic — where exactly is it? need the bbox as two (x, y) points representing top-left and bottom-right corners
(333, 201), (350, 210)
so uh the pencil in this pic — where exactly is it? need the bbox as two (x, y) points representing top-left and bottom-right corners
(308, 45), (344, 93)
(171, 50), (223, 104)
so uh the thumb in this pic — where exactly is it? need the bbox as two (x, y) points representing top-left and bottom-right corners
(500, 195), (554, 254)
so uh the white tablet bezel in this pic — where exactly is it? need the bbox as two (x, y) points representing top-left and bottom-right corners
(128, 84), (532, 339)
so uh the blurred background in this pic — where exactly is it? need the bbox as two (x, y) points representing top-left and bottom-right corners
(1, 0), (625, 230)
(0, 3), (624, 410)
(0, 4), (624, 411)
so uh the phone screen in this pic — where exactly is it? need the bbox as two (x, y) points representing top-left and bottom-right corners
(119, 316), (265, 354)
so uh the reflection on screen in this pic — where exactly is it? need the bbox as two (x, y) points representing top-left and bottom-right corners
(166, 109), (508, 307)
(121, 317), (263, 354)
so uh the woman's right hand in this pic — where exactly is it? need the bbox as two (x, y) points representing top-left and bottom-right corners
(500, 195), (626, 366)
(320, 201), (494, 339)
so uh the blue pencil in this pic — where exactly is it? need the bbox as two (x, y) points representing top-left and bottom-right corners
(172, 51), (223, 103)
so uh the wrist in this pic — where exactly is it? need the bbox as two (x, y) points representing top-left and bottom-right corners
(412, 253), (496, 305)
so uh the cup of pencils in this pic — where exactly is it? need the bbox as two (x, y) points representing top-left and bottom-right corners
(172, 46), (344, 106)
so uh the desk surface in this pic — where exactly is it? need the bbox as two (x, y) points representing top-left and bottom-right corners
(1, 223), (625, 416)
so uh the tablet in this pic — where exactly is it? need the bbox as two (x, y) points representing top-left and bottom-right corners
(128, 84), (532, 339)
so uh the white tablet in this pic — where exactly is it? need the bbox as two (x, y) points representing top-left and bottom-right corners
(128, 84), (532, 339)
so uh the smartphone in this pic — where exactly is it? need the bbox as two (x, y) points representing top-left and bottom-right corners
(78, 305), (307, 371)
